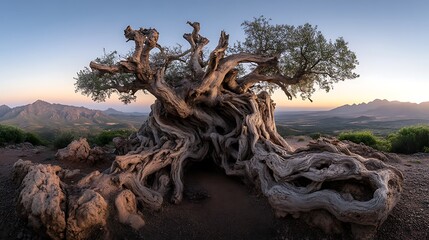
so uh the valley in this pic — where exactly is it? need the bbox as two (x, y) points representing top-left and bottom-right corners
(276, 99), (429, 136)
(1, 99), (428, 143)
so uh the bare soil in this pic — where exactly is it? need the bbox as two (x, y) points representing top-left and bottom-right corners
(0, 139), (428, 240)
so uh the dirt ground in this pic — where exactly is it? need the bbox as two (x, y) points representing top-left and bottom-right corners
(0, 139), (428, 240)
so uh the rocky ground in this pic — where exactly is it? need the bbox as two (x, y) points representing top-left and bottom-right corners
(0, 139), (428, 240)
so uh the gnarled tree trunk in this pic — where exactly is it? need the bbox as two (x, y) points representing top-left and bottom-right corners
(14, 21), (403, 239)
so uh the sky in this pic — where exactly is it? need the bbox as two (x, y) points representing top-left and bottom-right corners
(1, 0), (428, 112)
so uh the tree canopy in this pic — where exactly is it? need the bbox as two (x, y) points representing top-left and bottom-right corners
(75, 16), (358, 105)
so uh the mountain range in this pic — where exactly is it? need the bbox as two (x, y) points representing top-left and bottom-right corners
(0, 100), (146, 139)
(327, 99), (429, 119)
(275, 99), (429, 136)
(1, 99), (428, 139)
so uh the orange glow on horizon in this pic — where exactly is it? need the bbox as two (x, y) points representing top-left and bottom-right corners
(1, 78), (427, 112)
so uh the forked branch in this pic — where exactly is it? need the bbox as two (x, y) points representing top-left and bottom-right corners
(183, 21), (208, 79)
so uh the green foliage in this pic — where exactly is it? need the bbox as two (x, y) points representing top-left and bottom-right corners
(89, 129), (133, 146)
(151, 45), (192, 87)
(53, 132), (76, 149)
(0, 124), (44, 146)
(388, 125), (429, 154)
(24, 132), (45, 146)
(74, 50), (139, 104)
(232, 16), (359, 101)
(338, 130), (390, 152)
(0, 125), (26, 145)
(339, 131), (377, 146)
(309, 132), (322, 140)
(374, 139), (391, 153)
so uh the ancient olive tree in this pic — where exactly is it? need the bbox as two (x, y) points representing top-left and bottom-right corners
(14, 17), (403, 239)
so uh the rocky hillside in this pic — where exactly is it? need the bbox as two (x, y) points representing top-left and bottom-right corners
(0, 100), (145, 137)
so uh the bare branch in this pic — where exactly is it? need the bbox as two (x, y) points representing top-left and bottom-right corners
(89, 26), (191, 117)
(204, 31), (229, 76)
(124, 26), (146, 63)
(89, 61), (122, 74)
(218, 53), (277, 75)
(164, 49), (192, 68)
(238, 73), (294, 99)
(183, 21), (208, 80)
(149, 69), (192, 118)
(186, 21), (201, 45)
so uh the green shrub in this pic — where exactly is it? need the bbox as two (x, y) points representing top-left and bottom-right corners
(309, 132), (322, 140)
(389, 125), (429, 154)
(0, 125), (26, 145)
(339, 130), (377, 146)
(338, 130), (390, 151)
(90, 129), (133, 146)
(53, 132), (76, 149)
(24, 132), (45, 146)
(0, 124), (45, 146)
(373, 139), (391, 152)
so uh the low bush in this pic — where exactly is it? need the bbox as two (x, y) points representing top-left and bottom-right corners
(339, 130), (377, 146)
(90, 129), (133, 146)
(388, 125), (429, 154)
(0, 125), (26, 145)
(25, 132), (45, 146)
(53, 132), (76, 149)
(338, 130), (390, 152)
(309, 132), (322, 140)
(0, 124), (45, 146)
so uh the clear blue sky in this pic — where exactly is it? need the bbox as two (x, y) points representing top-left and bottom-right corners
(1, 0), (428, 112)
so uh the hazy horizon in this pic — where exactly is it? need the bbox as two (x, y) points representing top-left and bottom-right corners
(2, 98), (427, 114)
(1, 0), (428, 112)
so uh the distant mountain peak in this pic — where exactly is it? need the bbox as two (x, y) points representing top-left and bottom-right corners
(32, 99), (51, 105)
(0, 104), (11, 118)
(0, 101), (123, 130)
(329, 99), (429, 119)
(103, 108), (124, 115)
(103, 108), (145, 116)
(372, 98), (388, 102)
